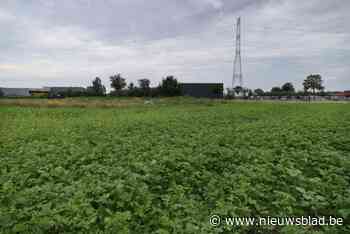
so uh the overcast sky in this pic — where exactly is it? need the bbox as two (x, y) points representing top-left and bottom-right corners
(0, 0), (349, 91)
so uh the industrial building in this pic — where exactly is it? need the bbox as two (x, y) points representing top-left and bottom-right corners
(180, 83), (223, 99)
(0, 87), (85, 97)
(0, 88), (31, 97)
(336, 90), (350, 98)
(47, 87), (86, 95)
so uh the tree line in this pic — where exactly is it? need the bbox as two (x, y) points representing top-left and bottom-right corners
(86, 73), (327, 98)
(0, 73), (329, 98)
(82, 75), (181, 97)
(229, 74), (326, 98)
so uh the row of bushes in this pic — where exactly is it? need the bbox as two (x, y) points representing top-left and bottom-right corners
(48, 76), (182, 98)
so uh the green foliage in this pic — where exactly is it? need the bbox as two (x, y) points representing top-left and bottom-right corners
(303, 74), (324, 94)
(54, 89), (86, 98)
(225, 88), (235, 99)
(281, 82), (295, 93)
(87, 77), (106, 96)
(138, 79), (151, 96)
(159, 76), (181, 96)
(245, 88), (253, 97)
(138, 79), (150, 91)
(271, 86), (282, 93)
(269, 85), (297, 97)
(0, 88), (3, 97)
(127, 82), (135, 91)
(0, 102), (349, 233)
(233, 86), (244, 95)
(110, 74), (127, 92)
(254, 88), (264, 96)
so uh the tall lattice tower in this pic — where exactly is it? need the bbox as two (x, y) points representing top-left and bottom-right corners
(232, 17), (243, 88)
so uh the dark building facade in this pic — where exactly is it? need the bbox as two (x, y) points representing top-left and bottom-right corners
(0, 87), (85, 97)
(47, 87), (86, 94)
(0, 88), (31, 97)
(45, 87), (86, 97)
(180, 83), (223, 98)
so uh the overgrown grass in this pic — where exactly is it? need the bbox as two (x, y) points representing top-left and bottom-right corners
(0, 97), (347, 109)
(0, 101), (349, 233)
(0, 97), (229, 108)
(0, 97), (144, 108)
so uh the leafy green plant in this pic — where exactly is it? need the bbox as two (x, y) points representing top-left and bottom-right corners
(0, 102), (349, 233)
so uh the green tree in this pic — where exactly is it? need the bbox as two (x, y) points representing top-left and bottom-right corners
(127, 82), (135, 90)
(159, 76), (181, 96)
(225, 88), (235, 99)
(126, 82), (138, 97)
(0, 88), (3, 98)
(138, 79), (151, 96)
(270, 87), (282, 97)
(233, 86), (243, 95)
(138, 79), (150, 90)
(303, 74), (324, 94)
(254, 88), (264, 96)
(281, 82), (295, 93)
(88, 77), (106, 96)
(244, 88), (253, 97)
(271, 87), (282, 93)
(110, 74), (126, 91)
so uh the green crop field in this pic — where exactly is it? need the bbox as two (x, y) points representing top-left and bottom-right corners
(0, 100), (349, 233)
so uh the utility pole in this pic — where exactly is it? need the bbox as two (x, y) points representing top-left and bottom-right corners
(233, 17), (243, 89)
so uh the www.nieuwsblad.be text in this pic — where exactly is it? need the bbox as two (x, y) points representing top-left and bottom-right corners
(209, 215), (343, 227)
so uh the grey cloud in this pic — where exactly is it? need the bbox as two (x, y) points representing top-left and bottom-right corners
(2, 0), (264, 42)
(0, 0), (349, 91)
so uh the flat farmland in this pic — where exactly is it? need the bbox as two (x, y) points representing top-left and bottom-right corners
(0, 100), (349, 233)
